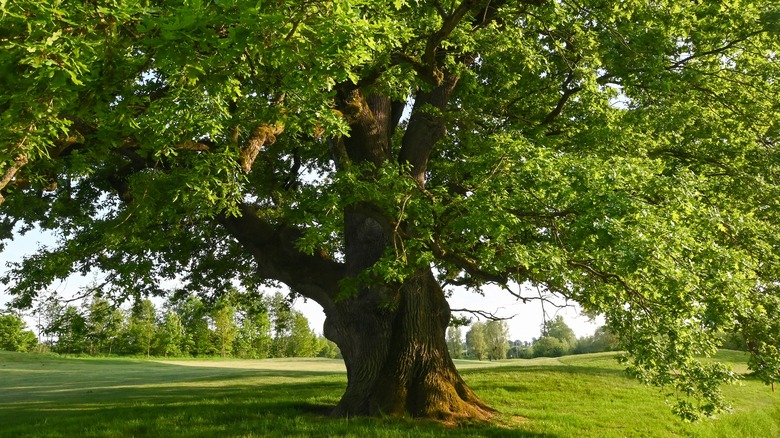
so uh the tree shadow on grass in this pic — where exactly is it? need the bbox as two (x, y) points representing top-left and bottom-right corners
(0, 356), (344, 403)
(1, 383), (558, 438)
(0, 357), (558, 438)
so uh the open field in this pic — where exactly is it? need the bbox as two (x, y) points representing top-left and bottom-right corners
(0, 351), (777, 437)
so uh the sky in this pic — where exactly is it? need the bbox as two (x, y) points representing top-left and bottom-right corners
(0, 227), (602, 343)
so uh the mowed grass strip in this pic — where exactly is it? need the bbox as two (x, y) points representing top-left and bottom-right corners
(0, 351), (777, 437)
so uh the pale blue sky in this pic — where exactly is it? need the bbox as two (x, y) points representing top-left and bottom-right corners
(0, 227), (601, 342)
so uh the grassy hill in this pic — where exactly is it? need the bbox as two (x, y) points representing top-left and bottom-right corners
(0, 350), (777, 437)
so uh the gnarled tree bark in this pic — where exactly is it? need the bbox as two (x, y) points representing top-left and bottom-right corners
(326, 268), (493, 419)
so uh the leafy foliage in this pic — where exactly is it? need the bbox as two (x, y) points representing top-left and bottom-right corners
(0, 313), (37, 352)
(446, 325), (465, 359)
(1, 0), (779, 419)
(24, 290), (324, 358)
(465, 321), (488, 360)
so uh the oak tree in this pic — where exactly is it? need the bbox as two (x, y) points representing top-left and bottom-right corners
(2, 0), (779, 421)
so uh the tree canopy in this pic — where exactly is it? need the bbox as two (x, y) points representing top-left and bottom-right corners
(1, 0), (779, 421)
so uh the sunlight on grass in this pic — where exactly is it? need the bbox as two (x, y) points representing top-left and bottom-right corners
(0, 350), (777, 438)
(453, 356), (565, 369)
(153, 357), (348, 373)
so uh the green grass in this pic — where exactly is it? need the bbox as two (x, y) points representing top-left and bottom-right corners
(0, 351), (777, 437)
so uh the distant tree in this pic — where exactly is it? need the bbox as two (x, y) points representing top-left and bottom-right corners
(190, 318), (215, 356)
(265, 292), (319, 358)
(234, 304), (272, 359)
(212, 301), (238, 358)
(127, 299), (157, 357)
(446, 326), (465, 359)
(53, 306), (88, 354)
(270, 293), (295, 357)
(173, 295), (215, 356)
(32, 292), (64, 348)
(593, 325), (619, 352)
(316, 336), (342, 359)
(507, 345), (532, 359)
(105, 307), (126, 355)
(154, 309), (185, 357)
(0, 313), (38, 352)
(717, 331), (748, 352)
(574, 325), (620, 354)
(19, 329), (38, 352)
(484, 321), (509, 360)
(507, 340), (533, 359)
(465, 322), (487, 361)
(541, 316), (577, 349)
(84, 297), (125, 355)
(532, 336), (569, 358)
(284, 311), (319, 357)
(531, 316), (578, 357)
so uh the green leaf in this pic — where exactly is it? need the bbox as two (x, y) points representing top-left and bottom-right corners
(45, 30), (62, 46)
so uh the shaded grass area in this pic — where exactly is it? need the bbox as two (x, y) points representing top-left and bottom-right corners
(0, 351), (777, 437)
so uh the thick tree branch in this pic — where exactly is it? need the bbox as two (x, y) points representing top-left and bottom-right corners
(430, 239), (511, 285)
(336, 88), (393, 167)
(219, 203), (344, 313)
(239, 122), (284, 173)
(0, 153), (28, 205)
(398, 74), (460, 185)
(175, 140), (211, 151)
(542, 85), (581, 125)
(424, 0), (484, 78)
(390, 52), (439, 85)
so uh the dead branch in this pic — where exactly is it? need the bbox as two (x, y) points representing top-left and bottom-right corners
(450, 308), (518, 321)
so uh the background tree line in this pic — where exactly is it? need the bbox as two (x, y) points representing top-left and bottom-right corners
(448, 315), (752, 361)
(447, 316), (619, 360)
(1, 290), (340, 359)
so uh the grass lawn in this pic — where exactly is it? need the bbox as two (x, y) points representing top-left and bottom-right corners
(0, 350), (777, 437)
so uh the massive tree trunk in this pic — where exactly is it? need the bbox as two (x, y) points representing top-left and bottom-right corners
(322, 200), (493, 420)
(325, 267), (493, 420)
